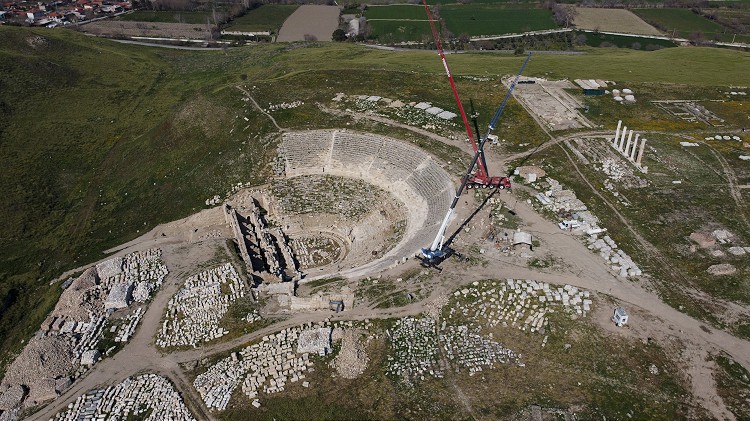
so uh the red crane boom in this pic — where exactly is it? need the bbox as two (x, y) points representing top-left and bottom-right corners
(421, 0), (488, 182)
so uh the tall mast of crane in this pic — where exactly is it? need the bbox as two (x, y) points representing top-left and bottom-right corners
(421, 0), (487, 181)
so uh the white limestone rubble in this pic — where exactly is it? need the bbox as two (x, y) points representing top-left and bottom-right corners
(51, 374), (195, 421)
(156, 263), (247, 348)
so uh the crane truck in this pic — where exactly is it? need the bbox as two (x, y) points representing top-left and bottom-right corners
(419, 0), (531, 262)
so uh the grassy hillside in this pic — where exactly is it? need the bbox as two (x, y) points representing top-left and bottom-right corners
(0, 27), (279, 367)
(0, 26), (749, 369)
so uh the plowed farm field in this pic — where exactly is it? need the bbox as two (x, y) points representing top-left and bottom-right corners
(573, 8), (662, 36)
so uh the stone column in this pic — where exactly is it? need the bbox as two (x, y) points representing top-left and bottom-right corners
(630, 134), (639, 160)
(624, 130), (633, 157)
(636, 138), (647, 166)
(613, 120), (622, 146)
(619, 126), (628, 151)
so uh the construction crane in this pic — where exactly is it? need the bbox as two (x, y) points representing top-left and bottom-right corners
(420, 0), (531, 262)
(420, 0), (512, 191)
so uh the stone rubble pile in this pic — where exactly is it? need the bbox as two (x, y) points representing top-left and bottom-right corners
(385, 317), (441, 382)
(539, 178), (599, 228)
(440, 325), (520, 375)
(385, 314), (522, 384)
(0, 335), (75, 410)
(423, 293), (449, 320)
(194, 322), (330, 410)
(297, 327), (333, 355)
(244, 309), (262, 323)
(601, 158), (626, 181)
(330, 329), (369, 379)
(113, 307), (143, 342)
(0, 249), (168, 414)
(536, 178), (644, 279)
(587, 235), (642, 277)
(100, 249), (169, 305)
(157, 263), (246, 348)
(52, 374), (195, 421)
(271, 175), (381, 221)
(343, 94), (459, 131)
(447, 280), (592, 346)
(266, 100), (303, 112)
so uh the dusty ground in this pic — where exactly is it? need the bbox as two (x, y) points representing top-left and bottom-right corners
(510, 78), (595, 131)
(573, 7), (662, 36)
(276, 5), (340, 42)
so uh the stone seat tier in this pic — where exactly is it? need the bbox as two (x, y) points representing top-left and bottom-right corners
(280, 130), (455, 279)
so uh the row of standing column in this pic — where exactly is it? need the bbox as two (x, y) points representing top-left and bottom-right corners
(612, 120), (646, 167)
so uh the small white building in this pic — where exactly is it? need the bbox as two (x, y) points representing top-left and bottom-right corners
(612, 307), (628, 327)
(512, 230), (533, 251)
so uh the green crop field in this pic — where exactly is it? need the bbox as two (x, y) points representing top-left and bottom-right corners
(365, 4), (428, 20)
(426, 0), (542, 4)
(369, 20), (433, 43)
(1, 24), (750, 371)
(441, 5), (558, 36)
(633, 8), (739, 42)
(367, 4), (558, 41)
(224, 4), (298, 33)
(118, 10), (211, 24)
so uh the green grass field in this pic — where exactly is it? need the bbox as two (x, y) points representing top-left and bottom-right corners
(442, 5), (558, 36)
(633, 8), (742, 42)
(426, 0), (542, 3)
(224, 5), (298, 33)
(366, 4), (558, 40)
(118, 10), (211, 24)
(365, 4), (428, 20)
(1, 25), (750, 371)
(368, 20), (433, 43)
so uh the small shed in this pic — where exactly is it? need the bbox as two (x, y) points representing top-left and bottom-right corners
(612, 307), (628, 327)
(512, 230), (533, 251)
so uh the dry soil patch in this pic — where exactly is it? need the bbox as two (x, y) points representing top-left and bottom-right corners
(277, 5), (340, 42)
(573, 8), (662, 35)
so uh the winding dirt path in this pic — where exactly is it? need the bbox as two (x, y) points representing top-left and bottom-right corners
(705, 143), (750, 232)
(236, 86), (283, 131)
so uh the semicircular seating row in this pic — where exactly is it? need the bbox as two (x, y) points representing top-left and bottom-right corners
(279, 130), (456, 276)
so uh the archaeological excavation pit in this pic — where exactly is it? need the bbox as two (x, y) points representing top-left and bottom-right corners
(226, 129), (455, 283)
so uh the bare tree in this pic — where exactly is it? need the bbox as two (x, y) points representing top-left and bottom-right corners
(552, 3), (577, 28)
